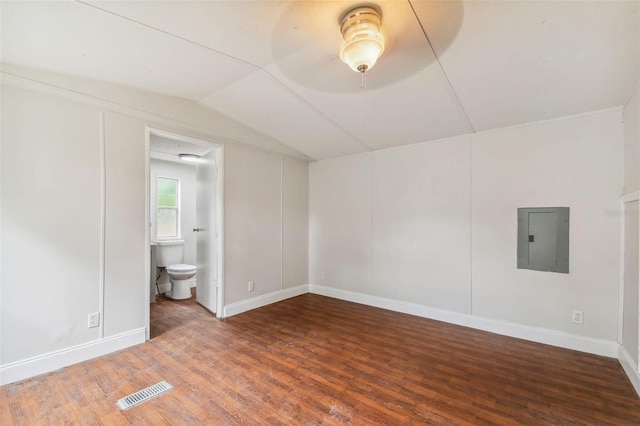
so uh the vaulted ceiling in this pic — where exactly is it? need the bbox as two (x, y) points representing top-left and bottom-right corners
(2, 1), (638, 160)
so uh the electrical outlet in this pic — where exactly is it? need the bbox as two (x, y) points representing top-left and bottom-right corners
(320, 272), (326, 281)
(88, 312), (100, 328)
(572, 310), (583, 324)
(248, 281), (255, 292)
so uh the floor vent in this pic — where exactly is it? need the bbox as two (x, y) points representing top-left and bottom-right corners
(116, 381), (173, 410)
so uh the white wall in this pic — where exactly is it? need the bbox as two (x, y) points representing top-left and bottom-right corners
(225, 144), (282, 303)
(150, 159), (197, 266)
(309, 154), (372, 293)
(624, 85), (640, 194)
(1, 86), (149, 372)
(1, 86), (103, 363)
(472, 110), (622, 340)
(103, 112), (146, 337)
(224, 145), (309, 304)
(310, 108), (624, 343)
(0, 67), (309, 384)
(372, 138), (472, 312)
(283, 157), (309, 289)
(309, 137), (472, 312)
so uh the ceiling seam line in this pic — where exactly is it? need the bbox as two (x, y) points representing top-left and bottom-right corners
(257, 69), (375, 152)
(75, 0), (258, 70)
(407, 0), (476, 134)
(75, 0), (374, 153)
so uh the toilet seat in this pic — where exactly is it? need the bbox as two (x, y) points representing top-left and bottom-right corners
(166, 264), (196, 274)
(165, 263), (197, 300)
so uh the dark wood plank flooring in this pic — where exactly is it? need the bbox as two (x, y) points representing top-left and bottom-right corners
(2, 291), (639, 424)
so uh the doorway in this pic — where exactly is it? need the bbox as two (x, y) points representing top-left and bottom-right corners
(146, 128), (224, 338)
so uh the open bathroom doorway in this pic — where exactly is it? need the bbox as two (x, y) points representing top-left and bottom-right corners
(146, 128), (224, 338)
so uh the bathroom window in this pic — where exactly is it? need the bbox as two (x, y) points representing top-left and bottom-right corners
(157, 177), (180, 239)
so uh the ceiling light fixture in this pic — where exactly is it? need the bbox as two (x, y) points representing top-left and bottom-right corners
(339, 6), (385, 74)
(178, 153), (200, 162)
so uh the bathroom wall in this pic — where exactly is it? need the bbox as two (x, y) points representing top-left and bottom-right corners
(150, 158), (197, 266)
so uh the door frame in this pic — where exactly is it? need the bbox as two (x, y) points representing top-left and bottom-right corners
(619, 190), (640, 348)
(145, 127), (225, 339)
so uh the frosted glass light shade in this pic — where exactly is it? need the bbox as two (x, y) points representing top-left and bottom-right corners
(340, 7), (385, 73)
(178, 153), (200, 162)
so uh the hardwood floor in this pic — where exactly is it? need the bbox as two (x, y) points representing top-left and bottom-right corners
(2, 291), (640, 425)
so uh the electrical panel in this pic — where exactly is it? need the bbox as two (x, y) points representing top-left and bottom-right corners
(517, 207), (569, 273)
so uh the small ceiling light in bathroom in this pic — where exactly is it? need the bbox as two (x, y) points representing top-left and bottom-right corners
(339, 6), (385, 73)
(178, 154), (200, 162)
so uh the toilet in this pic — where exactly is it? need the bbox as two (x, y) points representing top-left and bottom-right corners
(155, 240), (196, 300)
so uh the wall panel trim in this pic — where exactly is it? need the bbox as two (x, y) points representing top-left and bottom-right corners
(1, 71), (308, 161)
(618, 191), (639, 344)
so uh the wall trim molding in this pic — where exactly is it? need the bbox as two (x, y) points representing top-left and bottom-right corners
(0, 69), (308, 161)
(223, 284), (309, 318)
(618, 345), (640, 397)
(4, 289), (634, 390)
(0, 328), (146, 386)
(309, 285), (619, 358)
(621, 191), (640, 203)
(618, 192), (640, 343)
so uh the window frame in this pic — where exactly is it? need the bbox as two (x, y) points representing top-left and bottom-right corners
(156, 176), (181, 240)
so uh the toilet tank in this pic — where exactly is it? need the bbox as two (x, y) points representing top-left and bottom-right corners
(155, 240), (185, 267)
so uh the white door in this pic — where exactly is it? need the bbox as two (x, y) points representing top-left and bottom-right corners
(195, 149), (218, 313)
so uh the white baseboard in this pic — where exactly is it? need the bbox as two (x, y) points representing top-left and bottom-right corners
(618, 345), (640, 397)
(0, 327), (146, 386)
(309, 285), (618, 358)
(224, 284), (309, 318)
